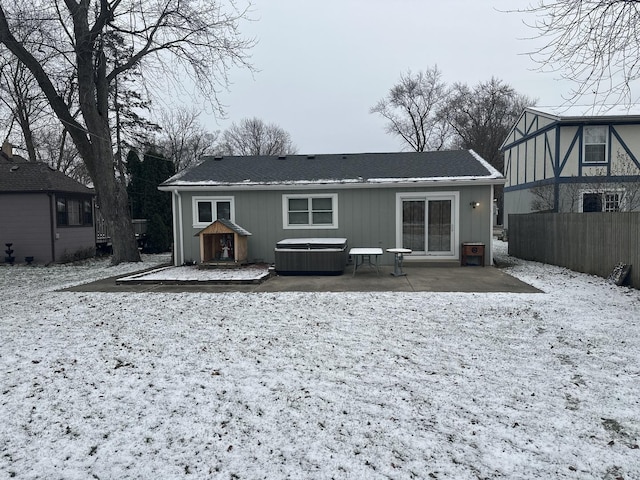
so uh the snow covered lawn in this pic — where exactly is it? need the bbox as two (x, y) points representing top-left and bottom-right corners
(1, 243), (639, 479)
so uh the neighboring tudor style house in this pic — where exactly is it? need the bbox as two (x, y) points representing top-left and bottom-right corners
(0, 142), (96, 264)
(159, 150), (504, 267)
(501, 107), (640, 229)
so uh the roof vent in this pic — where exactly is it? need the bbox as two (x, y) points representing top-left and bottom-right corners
(278, 155), (287, 160)
(307, 155), (315, 159)
(214, 156), (223, 161)
(10, 165), (19, 172)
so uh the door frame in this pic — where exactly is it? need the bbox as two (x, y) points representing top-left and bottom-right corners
(395, 191), (459, 260)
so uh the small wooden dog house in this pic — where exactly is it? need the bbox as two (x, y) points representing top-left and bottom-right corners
(196, 219), (252, 265)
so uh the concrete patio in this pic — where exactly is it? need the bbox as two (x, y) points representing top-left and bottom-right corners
(62, 263), (541, 294)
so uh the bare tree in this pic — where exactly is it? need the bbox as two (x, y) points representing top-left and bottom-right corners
(591, 151), (640, 211)
(155, 106), (219, 173)
(0, 55), (49, 161)
(0, 1), (253, 264)
(519, 0), (640, 106)
(532, 152), (640, 213)
(614, 152), (640, 211)
(441, 78), (535, 173)
(370, 67), (450, 152)
(530, 184), (556, 212)
(219, 117), (297, 156)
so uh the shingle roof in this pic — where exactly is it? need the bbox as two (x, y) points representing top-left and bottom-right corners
(160, 150), (503, 188)
(217, 218), (252, 236)
(0, 161), (94, 195)
(0, 152), (28, 163)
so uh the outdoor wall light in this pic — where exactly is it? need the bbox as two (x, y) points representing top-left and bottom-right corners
(470, 201), (480, 208)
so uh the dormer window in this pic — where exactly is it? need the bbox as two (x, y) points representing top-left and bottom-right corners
(583, 126), (608, 163)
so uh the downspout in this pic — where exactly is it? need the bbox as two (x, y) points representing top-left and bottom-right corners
(554, 125), (560, 212)
(489, 184), (494, 266)
(177, 192), (184, 266)
(48, 193), (56, 263)
(170, 190), (178, 266)
(171, 190), (184, 266)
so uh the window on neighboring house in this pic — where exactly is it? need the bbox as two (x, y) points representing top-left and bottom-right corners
(582, 192), (621, 212)
(283, 194), (338, 228)
(192, 197), (233, 227)
(583, 126), (608, 163)
(56, 197), (93, 226)
(604, 193), (621, 212)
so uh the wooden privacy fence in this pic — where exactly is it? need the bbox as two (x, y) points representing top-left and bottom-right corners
(508, 212), (640, 289)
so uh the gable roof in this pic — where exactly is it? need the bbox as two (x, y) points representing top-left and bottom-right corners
(0, 161), (94, 195)
(196, 218), (252, 237)
(160, 150), (503, 190)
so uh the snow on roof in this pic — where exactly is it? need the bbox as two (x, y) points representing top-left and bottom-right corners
(530, 104), (640, 120)
(160, 150), (504, 190)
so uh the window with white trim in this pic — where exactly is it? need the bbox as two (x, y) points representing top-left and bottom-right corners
(283, 194), (338, 229)
(604, 193), (621, 212)
(192, 196), (234, 228)
(583, 126), (608, 163)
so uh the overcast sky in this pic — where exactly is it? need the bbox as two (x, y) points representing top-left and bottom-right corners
(201, 0), (565, 154)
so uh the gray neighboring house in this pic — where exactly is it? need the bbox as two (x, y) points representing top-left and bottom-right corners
(501, 107), (640, 230)
(159, 150), (504, 268)
(1, 143), (96, 264)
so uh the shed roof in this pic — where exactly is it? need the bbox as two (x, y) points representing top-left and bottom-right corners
(160, 150), (503, 189)
(0, 161), (94, 195)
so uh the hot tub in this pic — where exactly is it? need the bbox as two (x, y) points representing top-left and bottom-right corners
(274, 238), (348, 275)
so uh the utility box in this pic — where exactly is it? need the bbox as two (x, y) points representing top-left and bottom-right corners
(461, 242), (485, 267)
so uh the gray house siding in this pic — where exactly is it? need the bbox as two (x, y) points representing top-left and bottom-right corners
(175, 183), (493, 266)
(54, 225), (96, 262)
(0, 192), (96, 264)
(0, 193), (53, 263)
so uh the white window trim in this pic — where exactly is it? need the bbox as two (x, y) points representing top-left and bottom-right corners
(578, 188), (625, 212)
(395, 191), (459, 261)
(192, 196), (235, 228)
(282, 193), (338, 229)
(583, 125), (608, 164)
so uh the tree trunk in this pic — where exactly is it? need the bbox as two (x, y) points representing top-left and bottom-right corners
(16, 103), (37, 162)
(84, 116), (141, 265)
(97, 179), (140, 265)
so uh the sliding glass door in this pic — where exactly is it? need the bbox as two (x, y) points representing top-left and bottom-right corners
(398, 193), (457, 257)
(402, 200), (425, 252)
(427, 199), (452, 253)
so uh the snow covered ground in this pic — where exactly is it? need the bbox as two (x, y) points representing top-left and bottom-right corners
(119, 263), (271, 283)
(1, 242), (639, 479)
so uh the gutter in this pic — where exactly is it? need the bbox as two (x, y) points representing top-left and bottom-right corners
(159, 178), (506, 193)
